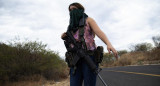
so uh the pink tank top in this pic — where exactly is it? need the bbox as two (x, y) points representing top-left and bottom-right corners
(72, 22), (96, 50)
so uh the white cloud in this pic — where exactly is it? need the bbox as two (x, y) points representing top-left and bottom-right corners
(98, 0), (160, 51)
(0, 0), (160, 58)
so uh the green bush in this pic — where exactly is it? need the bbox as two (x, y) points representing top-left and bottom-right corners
(0, 41), (68, 83)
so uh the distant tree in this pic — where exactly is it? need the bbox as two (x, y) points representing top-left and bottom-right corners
(130, 42), (153, 52)
(152, 35), (160, 48)
(118, 50), (128, 56)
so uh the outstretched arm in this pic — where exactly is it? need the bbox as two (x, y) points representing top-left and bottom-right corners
(87, 17), (118, 59)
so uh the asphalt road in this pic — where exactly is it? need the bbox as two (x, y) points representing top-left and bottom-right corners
(96, 64), (160, 86)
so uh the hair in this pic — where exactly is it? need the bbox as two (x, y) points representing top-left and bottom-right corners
(68, 2), (85, 12)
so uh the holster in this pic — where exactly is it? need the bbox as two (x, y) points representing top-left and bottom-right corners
(65, 52), (74, 67)
(94, 46), (104, 64)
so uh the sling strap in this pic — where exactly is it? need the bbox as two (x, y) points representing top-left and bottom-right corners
(79, 26), (87, 51)
(78, 17), (95, 55)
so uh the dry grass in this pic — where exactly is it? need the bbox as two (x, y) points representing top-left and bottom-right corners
(105, 48), (160, 67)
(113, 52), (147, 66)
(2, 76), (47, 86)
(146, 48), (160, 61)
(2, 75), (70, 86)
(46, 77), (70, 86)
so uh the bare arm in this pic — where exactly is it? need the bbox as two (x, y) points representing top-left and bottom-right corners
(87, 17), (111, 46)
(87, 17), (118, 59)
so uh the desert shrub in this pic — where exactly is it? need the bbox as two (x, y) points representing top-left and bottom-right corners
(0, 40), (68, 84)
(146, 48), (160, 61)
(114, 53), (132, 66)
(130, 42), (153, 52)
(101, 53), (115, 67)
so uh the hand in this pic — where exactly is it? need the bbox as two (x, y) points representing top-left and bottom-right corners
(107, 45), (118, 60)
(61, 32), (67, 39)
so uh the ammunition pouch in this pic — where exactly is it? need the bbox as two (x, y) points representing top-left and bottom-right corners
(94, 46), (104, 64)
(65, 46), (104, 67)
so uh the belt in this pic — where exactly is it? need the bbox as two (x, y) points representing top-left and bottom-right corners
(86, 50), (95, 55)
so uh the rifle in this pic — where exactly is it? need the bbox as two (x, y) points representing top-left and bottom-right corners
(62, 30), (108, 86)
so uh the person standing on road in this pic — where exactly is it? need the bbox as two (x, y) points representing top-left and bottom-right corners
(61, 2), (118, 86)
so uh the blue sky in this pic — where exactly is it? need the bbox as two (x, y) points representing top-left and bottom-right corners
(0, 0), (160, 58)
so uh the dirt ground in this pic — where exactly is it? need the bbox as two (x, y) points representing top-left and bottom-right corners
(2, 77), (70, 86)
(46, 78), (70, 86)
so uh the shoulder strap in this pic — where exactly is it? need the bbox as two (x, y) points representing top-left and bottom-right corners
(78, 15), (88, 51)
(79, 26), (87, 51)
